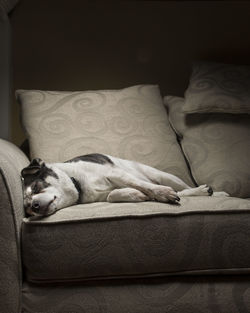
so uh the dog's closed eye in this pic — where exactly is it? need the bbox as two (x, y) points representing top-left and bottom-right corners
(31, 180), (49, 194)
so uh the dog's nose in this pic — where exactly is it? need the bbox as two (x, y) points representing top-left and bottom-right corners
(32, 201), (40, 212)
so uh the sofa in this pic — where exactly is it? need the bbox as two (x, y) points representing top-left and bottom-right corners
(1, 61), (250, 313)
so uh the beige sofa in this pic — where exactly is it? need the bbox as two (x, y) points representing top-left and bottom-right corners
(1, 62), (250, 313)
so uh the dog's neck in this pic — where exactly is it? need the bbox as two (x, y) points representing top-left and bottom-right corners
(70, 177), (82, 204)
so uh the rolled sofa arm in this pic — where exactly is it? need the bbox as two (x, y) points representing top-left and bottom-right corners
(0, 139), (29, 313)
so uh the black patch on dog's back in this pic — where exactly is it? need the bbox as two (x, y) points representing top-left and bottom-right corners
(66, 153), (114, 165)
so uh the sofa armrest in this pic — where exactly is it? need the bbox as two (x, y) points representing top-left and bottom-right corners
(0, 139), (29, 313)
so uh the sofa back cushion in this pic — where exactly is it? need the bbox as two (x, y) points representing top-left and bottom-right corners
(183, 61), (250, 114)
(16, 85), (193, 184)
(165, 95), (250, 198)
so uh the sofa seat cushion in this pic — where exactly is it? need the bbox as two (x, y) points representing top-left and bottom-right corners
(22, 197), (250, 283)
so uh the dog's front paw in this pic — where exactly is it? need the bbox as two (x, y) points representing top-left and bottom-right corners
(150, 186), (180, 204)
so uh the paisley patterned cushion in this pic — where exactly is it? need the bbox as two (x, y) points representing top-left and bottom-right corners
(184, 61), (250, 114)
(16, 85), (193, 184)
(165, 96), (250, 198)
(22, 197), (250, 283)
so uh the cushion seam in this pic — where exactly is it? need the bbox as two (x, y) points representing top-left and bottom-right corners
(22, 207), (250, 226)
(26, 267), (250, 284)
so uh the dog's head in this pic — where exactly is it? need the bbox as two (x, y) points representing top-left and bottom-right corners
(21, 158), (79, 217)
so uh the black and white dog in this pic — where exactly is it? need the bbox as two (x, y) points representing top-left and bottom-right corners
(21, 154), (228, 217)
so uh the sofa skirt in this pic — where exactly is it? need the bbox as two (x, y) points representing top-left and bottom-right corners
(22, 275), (250, 313)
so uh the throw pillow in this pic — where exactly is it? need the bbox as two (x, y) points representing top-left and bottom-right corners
(165, 95), (250, 198)
(183, 61), (250, 114)
(16, 85), (194, 185)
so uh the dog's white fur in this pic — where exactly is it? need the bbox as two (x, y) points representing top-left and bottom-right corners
(23, 155), (228, 217)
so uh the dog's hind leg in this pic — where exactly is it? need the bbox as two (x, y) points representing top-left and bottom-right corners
(107, 169), (180, 203)
(107, 188), (150, 203)
(134, 163), (192, 191)
(110, 157), (192, 191)
(131, 163), (216, 197)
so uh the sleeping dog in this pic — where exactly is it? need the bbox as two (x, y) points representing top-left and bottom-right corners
(21, 154), (228, 217)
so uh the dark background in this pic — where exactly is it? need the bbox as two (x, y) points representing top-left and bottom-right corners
(10, 0), (250, 145)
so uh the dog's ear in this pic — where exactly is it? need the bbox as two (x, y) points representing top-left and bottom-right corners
(21, 158), (45, 178)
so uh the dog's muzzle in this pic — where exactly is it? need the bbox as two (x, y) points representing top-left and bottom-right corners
(29, 195), (57, 216)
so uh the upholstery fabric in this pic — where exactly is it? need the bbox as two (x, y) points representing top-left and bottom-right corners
(16, 85), (193, 185)
(22, 276), (250, 313)
(0, 139), (29, 313)
(165, 96), (250, 198)
(22, 197), (250, 283)
(183, 61), (250, 114)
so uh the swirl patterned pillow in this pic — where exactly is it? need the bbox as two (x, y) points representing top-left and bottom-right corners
(183, 61), (250, 114)
(164, 95), (250, 198)
(16, 85), (194, 185)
